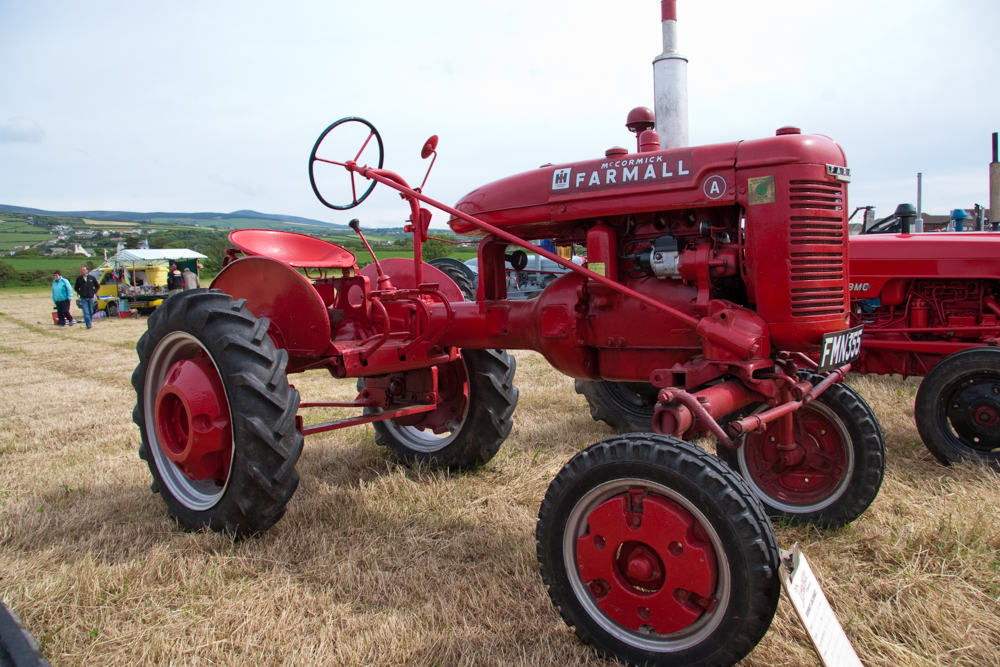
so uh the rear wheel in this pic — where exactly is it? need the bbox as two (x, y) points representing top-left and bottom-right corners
(536, 434), (779, 667)
(364, 348), (518, 469)
(427, 258), (475, 301)
(575, 380), (658, 434)
(717, 372), (884, 528)
(915, 347), (1000, 470)
(132, 290), (303, 536)
(106, 301), (118, 318)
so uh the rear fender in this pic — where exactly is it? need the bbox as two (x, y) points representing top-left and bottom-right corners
(211, 256), (331, 357)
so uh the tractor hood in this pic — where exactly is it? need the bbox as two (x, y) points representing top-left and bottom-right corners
(849, 232), (1000, 300)
(448, 132), (847, 238)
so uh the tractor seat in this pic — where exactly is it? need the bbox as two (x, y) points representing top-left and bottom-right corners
(228, 229), (356, 269)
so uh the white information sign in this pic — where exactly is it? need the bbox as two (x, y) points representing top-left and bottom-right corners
(779, 544), (864, 667)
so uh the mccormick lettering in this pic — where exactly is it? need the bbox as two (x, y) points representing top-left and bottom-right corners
(553, 149), (697, 194)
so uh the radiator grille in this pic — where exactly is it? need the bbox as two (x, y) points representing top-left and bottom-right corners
(786, 182), (847, 318)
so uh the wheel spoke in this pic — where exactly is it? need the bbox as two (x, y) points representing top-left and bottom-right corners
(354, 131), (375, 163)
(313, 157), (347, 167)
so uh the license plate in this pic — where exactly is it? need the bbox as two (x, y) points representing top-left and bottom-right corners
(817, 325), (863, 372)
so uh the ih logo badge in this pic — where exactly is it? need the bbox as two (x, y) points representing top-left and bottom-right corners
(552, 168), (571, 190)
(748, 175), (776, 205)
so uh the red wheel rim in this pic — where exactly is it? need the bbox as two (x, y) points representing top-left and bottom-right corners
(576, 489), (718, 635)
(740, 403), (851, 509)
(154, 354), (232, 484)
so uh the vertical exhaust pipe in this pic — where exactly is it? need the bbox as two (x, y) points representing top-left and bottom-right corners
(990, 132), (999, 230)
(653, 0), (688, 149)
(916, 172), (924, 232)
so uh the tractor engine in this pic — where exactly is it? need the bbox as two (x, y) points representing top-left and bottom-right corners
(444, 123), (852, 386)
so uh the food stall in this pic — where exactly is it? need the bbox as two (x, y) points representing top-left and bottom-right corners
(91, 249), (207, 317)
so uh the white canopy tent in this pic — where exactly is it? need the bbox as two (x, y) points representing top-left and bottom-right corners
(102, 249), (207, 269)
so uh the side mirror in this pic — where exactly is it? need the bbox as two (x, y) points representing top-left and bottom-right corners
(421, 135), (439, 160)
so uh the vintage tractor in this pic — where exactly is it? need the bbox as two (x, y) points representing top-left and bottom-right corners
(849, 217), (1000, 468)
(581, 207), (1000, 471)
(131, 107), (889, 664)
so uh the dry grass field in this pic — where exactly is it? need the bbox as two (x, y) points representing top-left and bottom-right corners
(1, 288), (998, 667)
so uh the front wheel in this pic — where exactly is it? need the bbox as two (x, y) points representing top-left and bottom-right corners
(132, 290), (303, 536)
(717, 372), (885, 528)
(364, 348), (518, 469)
(536, 434), (780, 667)
(914, 347), (1000, 470)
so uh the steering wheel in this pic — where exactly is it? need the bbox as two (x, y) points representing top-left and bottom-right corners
(863, 216), (900, 235)
(309, 117), (385, 210)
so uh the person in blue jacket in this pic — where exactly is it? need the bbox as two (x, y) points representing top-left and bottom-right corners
(51, 270), (75, 327)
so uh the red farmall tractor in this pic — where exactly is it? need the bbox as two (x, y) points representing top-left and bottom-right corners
(131, 114), (885, 666)
(581, 208), (1000, 472)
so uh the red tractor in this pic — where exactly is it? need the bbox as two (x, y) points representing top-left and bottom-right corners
(132, 115), (883, 666)
(580, 209), (1000, 471)
(849, 222), (1000, 468)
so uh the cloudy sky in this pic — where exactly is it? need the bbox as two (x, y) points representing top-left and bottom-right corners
(2, 0), (998, 229)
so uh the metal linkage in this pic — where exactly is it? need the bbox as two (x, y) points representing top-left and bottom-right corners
(299, 403), (437, 436)
(726, 363), (852, 437)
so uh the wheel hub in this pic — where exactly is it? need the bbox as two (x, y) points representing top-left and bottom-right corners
(947, 378), (1000, 450)
(742, 405), (849, 507)
(154, 355), (232, 483)
(576, 489), (717, 635)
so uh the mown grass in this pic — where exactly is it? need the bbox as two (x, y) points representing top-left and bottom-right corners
(0, 290), (997, 666)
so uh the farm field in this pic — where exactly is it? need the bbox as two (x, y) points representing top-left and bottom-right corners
(0, 219), (55, 250)
(0, 289), (998, 667)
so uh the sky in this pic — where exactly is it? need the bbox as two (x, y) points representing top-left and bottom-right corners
(2, 0), (999, 230)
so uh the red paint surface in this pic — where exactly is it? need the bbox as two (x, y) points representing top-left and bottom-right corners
(229, 229), (356, 269)
(576, 491), (716, 634)
(154, 356), (232, 483)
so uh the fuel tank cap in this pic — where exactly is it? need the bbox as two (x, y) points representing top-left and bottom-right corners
(776, 126), (801, 135)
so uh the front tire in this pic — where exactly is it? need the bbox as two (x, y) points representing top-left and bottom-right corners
(914, 347), (1000, 470)
(365, 348), (518, 469)
(717, 372), (885, 528)
(132, 289), (303, 537)
(536, 434), (780, 667)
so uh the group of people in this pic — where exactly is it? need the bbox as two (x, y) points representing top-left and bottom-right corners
(167, 262), (199, 296)
(51, 262), (200, 329)
(50, 266), (99, 328)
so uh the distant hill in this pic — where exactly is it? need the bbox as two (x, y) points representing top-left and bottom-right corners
(0, 204), (350, 232)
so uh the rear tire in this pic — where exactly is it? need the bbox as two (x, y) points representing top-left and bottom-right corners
(106, 301), (118, 318)
(575, 380), (658, 434)
(365, 348), (518, 469)
(132, 289), (303, 537)
(915, 347), (1000, 470)
(427, 259), (475, 301)
(536, 434), (780, 667)
(717, 372), (885, 528)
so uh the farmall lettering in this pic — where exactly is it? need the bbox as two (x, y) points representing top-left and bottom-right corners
(550, 150), (695, 192)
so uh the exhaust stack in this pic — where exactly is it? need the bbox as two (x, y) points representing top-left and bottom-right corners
(653, 0), (688, 149)
(991, 132), (999, 229)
